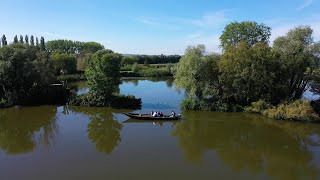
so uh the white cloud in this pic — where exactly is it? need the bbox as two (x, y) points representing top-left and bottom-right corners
(270, 20), (320, 43)
(135, 10), (230, 30)
(189, 11), (229, 27)
(41, 32), (70, 39)
(297, 0), (314, 11)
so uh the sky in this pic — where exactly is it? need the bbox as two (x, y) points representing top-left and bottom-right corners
(1, 0), (320, 55)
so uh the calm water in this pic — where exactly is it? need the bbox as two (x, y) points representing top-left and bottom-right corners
(1, 78), (320, 180)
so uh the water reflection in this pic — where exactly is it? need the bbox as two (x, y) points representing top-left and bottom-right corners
(71, 107), (128, 155)
(123, 119), (178, 127)
(0, 106), (58, 155)
(172, 112), (320, 179)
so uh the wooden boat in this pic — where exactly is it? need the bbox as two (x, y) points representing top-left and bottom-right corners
(123, 113), (180, 120)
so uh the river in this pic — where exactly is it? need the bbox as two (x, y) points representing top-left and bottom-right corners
(0, 78), (320, 180)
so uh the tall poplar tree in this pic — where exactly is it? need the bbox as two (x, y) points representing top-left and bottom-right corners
(1, 35), (7, 46)
(14, 35), (18, 44)
(25, 35), (29, 44)
(19, 35), (24, 43)
(30, 35), (35, 46)
(40, 37), (45, 50)
(36, 37), (39, 46)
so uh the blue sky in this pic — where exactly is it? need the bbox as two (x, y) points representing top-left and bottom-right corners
(1, 0), (320, 55)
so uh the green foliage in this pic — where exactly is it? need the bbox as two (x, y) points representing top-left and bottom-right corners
(85, 53), (122, 99)
(121, 56), (139, 66)
(0, 44), (56, 106)
(139, 68), (170, 77)
(131, 62), (143, 73)
(181, 97), (243, 112)
(13, 35), (18, 44)
(57, 74), (86, 82)
(245, 100), (272, 113)
(71, 93), (141, 109)
(219, 42), (277, 104)
(30, 35), (34, 46)
(47, 40), (105, 55)
(51, 52), (77, 74)
(262, 100), (319, 122)
(40, 37), (45, 51)
(19, 35), (24, 44)
(175, 45), (220, 98)
(1, 35), (7, 46)
(77, 53), (93, 71)
(25, 35), (29, 44)
(220, 21), (271, 50)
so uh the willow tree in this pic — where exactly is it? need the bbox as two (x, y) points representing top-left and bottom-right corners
(273, 26), (319, 100)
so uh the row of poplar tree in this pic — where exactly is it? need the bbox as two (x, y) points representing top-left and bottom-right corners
(0, 35), (45, 50)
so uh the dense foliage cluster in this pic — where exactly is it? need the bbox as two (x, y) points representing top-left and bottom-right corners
(175, 23), (320, 121)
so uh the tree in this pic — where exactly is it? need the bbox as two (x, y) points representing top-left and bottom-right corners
(174, 45), (219, 98)
(19, 35), (24, 44)
(30, 35), (34, 46)
(13, 35), (18, 44)
(85, 53), (122, 99)
(273, 26), (319, 100)
(1, 35), (7, 46)
(25, 35), (29, 44)
(77, 53), (93, 71)
(220, 21), (271, 50)
(218, 42), (277, 104)
(40, 37), (45, 51)
(36, 37), (39, 47)
(0, 44), (55, 105)
(51, 52), (77, 74)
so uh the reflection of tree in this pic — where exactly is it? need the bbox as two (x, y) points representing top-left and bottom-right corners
(172, 112), (320, 179)
(166, 78), (174, 88)
(71, 107), (124, 155)
(0, 106), (58, 155)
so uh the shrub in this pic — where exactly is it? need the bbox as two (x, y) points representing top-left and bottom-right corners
(131, 63), (143, 73)
(245, 100), (272, 113)
(139, 68), (170, 77)
(263, 100), (319, 122)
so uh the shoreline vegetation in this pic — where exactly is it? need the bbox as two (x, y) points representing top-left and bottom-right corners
(1, 21), (320, 122)
(175, 22), (320, 122)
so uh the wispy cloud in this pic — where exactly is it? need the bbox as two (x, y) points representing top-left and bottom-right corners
(269, 17), (320, 43)
(189, 11), (229, 27)
(41, 32), (71, 39)
(297, 0), (314, 10)
(135, 10), (230, 30)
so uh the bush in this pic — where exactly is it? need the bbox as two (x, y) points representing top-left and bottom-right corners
(245, 100), (272, 113)
(139, 68), (170, 77)
(57, 74), (86, 82)
(262, 100), (319, 122)
(131, 63), (143, 73)
(120, 71), (140, 77)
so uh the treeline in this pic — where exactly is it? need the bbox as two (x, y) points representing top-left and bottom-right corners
(1, 34), (45, 50)
(121, 54), (181, 65)
(175, 21), (320, 121)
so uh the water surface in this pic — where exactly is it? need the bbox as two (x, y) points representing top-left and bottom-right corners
(1, 78), (320, 180)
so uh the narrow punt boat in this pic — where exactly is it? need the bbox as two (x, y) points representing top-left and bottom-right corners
(123, 113), (180, 120)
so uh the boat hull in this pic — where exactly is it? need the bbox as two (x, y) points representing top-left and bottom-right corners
(123, 113), (180, 120)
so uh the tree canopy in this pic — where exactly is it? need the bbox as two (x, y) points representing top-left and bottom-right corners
(219, 21), (271, 50)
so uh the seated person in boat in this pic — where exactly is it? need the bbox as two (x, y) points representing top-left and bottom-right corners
(152, 111), (158, 117)
(171, 110), (176, 117)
